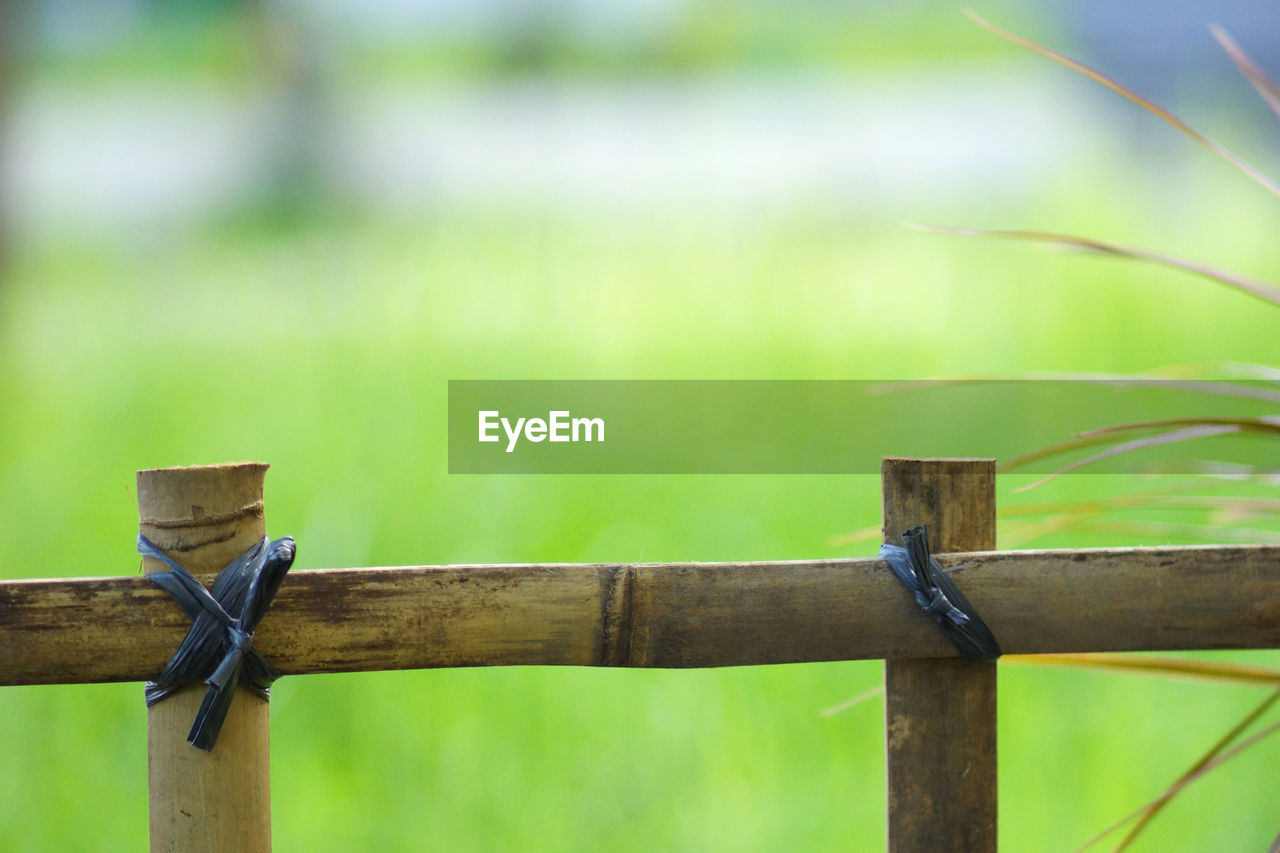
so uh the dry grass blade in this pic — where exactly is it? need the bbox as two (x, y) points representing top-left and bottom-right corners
(827, 525), (881, 547)
(1038, 374), (1280, 403)
(994, 495), (1280, 545)
(1214, 362), (1280, 383)
(841, 481), (1280, 549)
(1012, 657), (1280, 848)
(1007, 654), (1280, 687)
(817, 683), (885, 718)
(1144, 362), (1280, 383)
(997, 513), (1084, 547)
(1079, 415), (1280, 439)
(1191, 462), (1280, 484)
(958, 13), (1280, 848)
(1003, 517), (1280, 546)
(907, 224), (1280, 308)
(870, 372), (1280, 403)
(1071, 691), (1280, 851)
(835, 492), (1280, 548)
(1114, 712), (1280, 850)
(965, 11), (1280, 198)
(1000, 495), (1280, 518)
(1002, 415), (1280, 487)
(1074, 519), (1280, 544)
(1007, 424), (1241, 490)
(997, 431), (1143, 473)
(1213, 26), (1280, 121)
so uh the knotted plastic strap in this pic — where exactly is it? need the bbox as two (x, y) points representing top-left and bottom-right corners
(138, 533), (296, 751)
(878, 524), (1001, 662)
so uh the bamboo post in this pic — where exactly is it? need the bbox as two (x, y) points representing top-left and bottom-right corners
(882, 457), (997, 852)
(137, 463), (273, 853)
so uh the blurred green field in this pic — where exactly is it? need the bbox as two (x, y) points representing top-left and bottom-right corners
(2, 152), (1280, 851)
(27, 2), (1032, 84)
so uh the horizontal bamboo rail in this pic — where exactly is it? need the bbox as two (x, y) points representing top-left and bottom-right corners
(4, 543), (1278, 686)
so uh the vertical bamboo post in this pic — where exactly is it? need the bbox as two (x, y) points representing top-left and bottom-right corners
(881, 457), (997, 852)
(137, 462), (273, 853)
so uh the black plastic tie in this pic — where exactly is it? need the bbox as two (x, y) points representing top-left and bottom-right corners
(138, 533), (296, 751)
(878, 524), (1001, 662)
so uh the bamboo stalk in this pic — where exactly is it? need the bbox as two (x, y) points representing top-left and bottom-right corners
(2, 543), (1279, 686)
(138, 463), (272, 853)
(882, 457), (998, 853)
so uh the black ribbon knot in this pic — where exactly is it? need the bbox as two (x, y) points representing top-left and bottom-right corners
(138, 533), (296, 751)
(878, 524), (1001, 662)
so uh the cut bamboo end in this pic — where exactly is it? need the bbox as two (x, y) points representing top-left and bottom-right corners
(138, 462), (269, 573)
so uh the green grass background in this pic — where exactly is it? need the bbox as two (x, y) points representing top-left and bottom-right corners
(4, 7), (1280, 849)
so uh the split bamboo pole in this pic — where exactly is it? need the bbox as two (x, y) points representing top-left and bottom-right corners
(882, 457), (998, 852)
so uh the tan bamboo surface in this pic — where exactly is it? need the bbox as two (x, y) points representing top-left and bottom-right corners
(137, 463), (272, 853)
(3, 543), (1277, 685)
